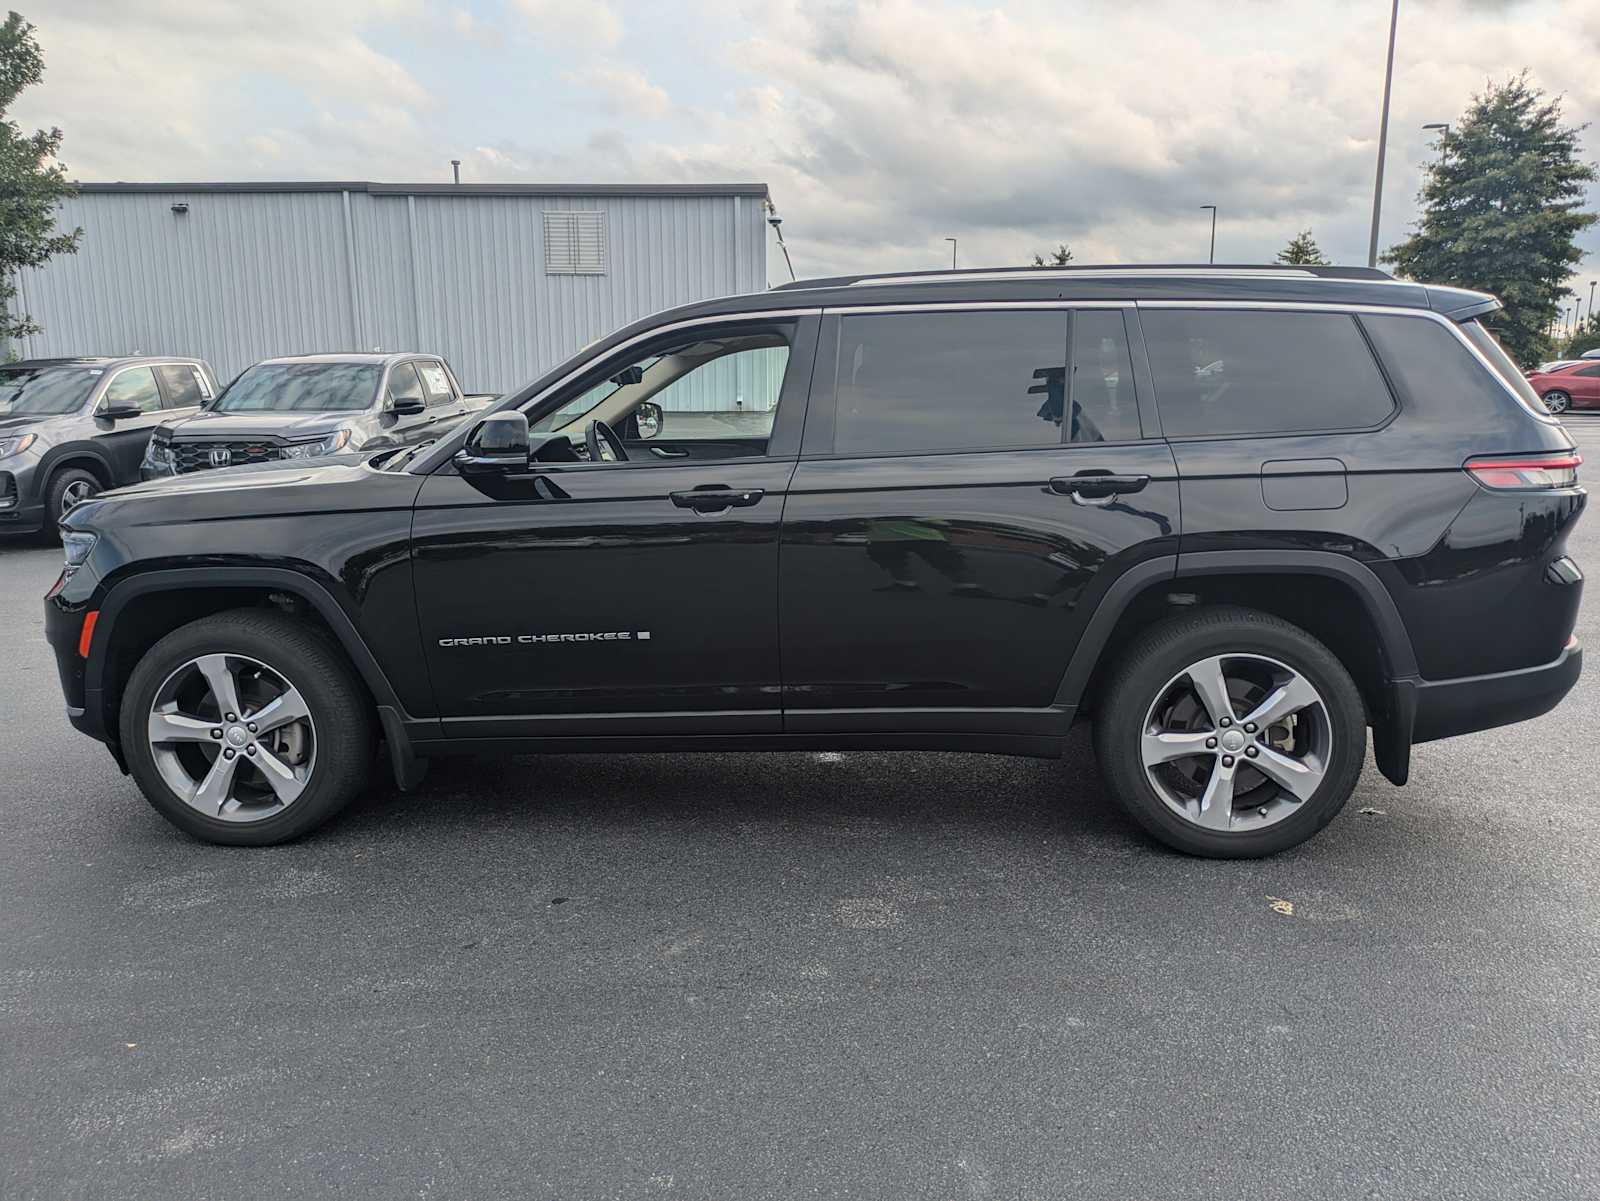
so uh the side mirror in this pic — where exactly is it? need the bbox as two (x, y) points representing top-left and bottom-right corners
(455, 412), (529, 475)
(635, 401), (664, 440)
(387, 394), (426, 416)
(98, 402), (144, 420)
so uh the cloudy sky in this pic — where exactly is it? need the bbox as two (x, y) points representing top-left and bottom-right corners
(14, 0), (1600, 294)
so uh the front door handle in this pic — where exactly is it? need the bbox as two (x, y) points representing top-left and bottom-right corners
(649, 445), (690, 458)
(670, 486), (765, 512)
(1049, 473), (1150, 506)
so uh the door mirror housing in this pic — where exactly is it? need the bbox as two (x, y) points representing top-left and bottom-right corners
(98, 402), (145, 420)
(455, 412), (530, 474)
(387, 393), (426, 416)
(634, 401), (664, 440)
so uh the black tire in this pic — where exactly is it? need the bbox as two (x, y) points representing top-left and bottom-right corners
(1093, 606), (1366, 858)
(119, 609), (374, 845)
(1544, 390), (1571, 415)
(42, 467), (102, 544)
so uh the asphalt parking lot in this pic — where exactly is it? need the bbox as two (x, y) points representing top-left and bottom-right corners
(3, 426), (1599, 1201)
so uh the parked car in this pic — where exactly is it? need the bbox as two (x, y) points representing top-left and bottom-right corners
(1525, 360), (1600, 413)
(141, 352), (493, 479)
(0, 355), (218, 540)
(46, 265), (1582, 857)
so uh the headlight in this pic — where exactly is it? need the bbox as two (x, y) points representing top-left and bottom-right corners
(281, 429), (353, 460)
(0, 432), (38, 458)
(142, 435), (174, 472)
(62, 530), (98, 572)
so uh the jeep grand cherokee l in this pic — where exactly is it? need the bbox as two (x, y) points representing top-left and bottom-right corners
(44, 265), (1584, 857)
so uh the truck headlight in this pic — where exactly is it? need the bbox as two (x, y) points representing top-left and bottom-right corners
(0, 432), (38, 459)
(142, 435), (174, 473)
(281, 429), (353, 460)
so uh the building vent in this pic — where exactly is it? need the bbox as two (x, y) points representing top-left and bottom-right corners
(543, 210), (607, 275)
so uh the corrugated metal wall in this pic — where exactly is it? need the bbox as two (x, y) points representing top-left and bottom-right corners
(6, 185), (771, 396)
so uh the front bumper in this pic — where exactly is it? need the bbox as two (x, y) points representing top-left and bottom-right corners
(0, 459), (47, 533)
(1408, 640), (1582, 745)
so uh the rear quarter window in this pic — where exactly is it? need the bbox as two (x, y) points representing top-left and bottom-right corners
(1142, 309), (1395, 437)
(1361, 314), (1540, 421)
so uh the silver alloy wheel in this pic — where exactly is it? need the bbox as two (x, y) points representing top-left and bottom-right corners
(1545, 390), (1571, 415)
(146, 652), (317, 822)
(59, 478), (98, 515)
(1140, 653), (1330, 833)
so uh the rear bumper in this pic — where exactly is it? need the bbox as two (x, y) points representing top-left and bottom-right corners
(1408, 641), (1582, 745)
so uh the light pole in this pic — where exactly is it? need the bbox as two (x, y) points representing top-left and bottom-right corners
(1199, 205), (1217, 264)
(1588, 280), (1597, 329)
(765, 201), (796, 282)
(945, 237), (957, 269)
(1367, 0), (1400, 268)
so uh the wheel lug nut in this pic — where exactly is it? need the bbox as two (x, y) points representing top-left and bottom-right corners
(247, 722), (257, 733)
(210, 728), (222, 739)
(246, 745), (256, 756)
(1221, 755), (1234, 767)
(223, 748), (235, 760)
(1245, 722), (1257, 734)
(1205, 737), (1218, 749)
(225, 712), (236, 722)
(1219, 717), (1232, 728)
(1246, 746), (1259, 759)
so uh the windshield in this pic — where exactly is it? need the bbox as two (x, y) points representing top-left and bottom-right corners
(1460, 320), (1552, 417)
(212, 363), (381, 413)
(0, 366), (100, 416)
(530, 357), (664, 433)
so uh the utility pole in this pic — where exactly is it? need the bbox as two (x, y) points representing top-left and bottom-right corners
(1367, 0), (1400, 268)
(945, 237), (958, 269)
(1199, 205), (1217, 263)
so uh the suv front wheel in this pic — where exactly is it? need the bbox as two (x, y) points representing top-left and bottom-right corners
(1094, 607), (1367, 858)
(119, 609), (374, 845)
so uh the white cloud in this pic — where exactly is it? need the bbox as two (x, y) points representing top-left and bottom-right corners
(510, 0), (624, 49)
(566, 63), (672, 120)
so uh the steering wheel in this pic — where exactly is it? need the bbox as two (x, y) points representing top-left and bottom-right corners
(585, 419), (629, 463)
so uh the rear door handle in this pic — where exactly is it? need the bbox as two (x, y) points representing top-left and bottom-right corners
(670, 486), (765, 512)
(1049, 473), (1150, 506)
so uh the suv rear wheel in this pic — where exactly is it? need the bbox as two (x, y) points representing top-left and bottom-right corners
(1094, 607), (1366, 858)
(119, 609), (374, 845)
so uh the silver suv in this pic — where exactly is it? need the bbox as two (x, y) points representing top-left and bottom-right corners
(0, 356), (218, 540)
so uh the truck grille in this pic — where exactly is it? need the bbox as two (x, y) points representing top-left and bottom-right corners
(171, 440), (282, 474)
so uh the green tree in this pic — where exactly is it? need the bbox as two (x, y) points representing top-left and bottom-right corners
(1031, 243), (1074, 266)
(1384, 73), (1596, 367)
(0, 10), (80, 345)
(1553, 313), (1600, 359)
(1277, 229), (1329, 265)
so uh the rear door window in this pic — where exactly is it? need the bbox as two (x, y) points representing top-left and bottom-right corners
(1069, 310), (1142, 443)
(830, 311), (1070, 455)
(416, 362), (454, 406)
(1142, 309), (1394, 437)
(154, 364), (210, 408)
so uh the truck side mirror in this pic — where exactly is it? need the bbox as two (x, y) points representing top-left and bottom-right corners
(455, 412), (529, 475)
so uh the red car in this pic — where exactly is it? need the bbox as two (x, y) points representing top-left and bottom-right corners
(1526, 360), (1600, 413)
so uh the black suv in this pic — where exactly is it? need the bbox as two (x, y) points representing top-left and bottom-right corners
(0, 356), (218, 539)
(44, 266), (1584, 857)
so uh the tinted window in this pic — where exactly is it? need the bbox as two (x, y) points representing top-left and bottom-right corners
(213, 363), (382, 413)
(0, 366), (100, 416)
(833, 311), (1068, 455)
(416, 362), (453, 404)
(155, 364), (208, 408)
(1070, 310), (1141, 442)
(1576, 364), (1600, 378)
(1143, 310), (1393, 437)
(1458, 319), (1551, 412)
(102, 366), (162, 414)
(1363, 315), (1516, 419)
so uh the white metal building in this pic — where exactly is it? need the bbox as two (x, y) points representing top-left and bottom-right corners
(6, 181), (773, 395)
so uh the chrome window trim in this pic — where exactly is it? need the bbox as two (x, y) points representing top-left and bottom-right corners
(823, 300), (1133, 315)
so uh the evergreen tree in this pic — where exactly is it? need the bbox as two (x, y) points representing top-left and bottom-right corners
(1385, 73), (1596, 367)
(0, 10), (80, 344)
(1277, 229), (1329, 265)
(1031, 243), (1074, 267)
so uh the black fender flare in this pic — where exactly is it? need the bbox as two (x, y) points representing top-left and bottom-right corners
(33, 442), (119, 500)
(85, 566), (412, 720)
(1052, 549), (1420, 784)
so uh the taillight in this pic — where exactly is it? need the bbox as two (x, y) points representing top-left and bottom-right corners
(1464, 452), (1581, 490)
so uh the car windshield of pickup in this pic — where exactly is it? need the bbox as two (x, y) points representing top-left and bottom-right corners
(211, 363), (382, 413)
(0, 365), (101, 416)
